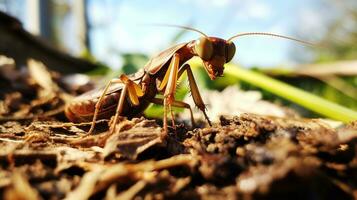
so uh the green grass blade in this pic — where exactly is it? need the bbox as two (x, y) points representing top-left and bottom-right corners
(191, 61), (357, 123)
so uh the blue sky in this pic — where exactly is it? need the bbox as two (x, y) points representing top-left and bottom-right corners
(1, 0), (334, 69)
(88, 0), (331, 69)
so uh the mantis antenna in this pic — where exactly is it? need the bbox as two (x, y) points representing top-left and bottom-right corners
(148, 24), (208, 38)
(227, 32), (315, 46)
(149, 24), (315, 46)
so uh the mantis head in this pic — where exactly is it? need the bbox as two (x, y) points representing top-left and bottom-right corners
(155, 24), (315, 80)
(193, 36), (235, 80)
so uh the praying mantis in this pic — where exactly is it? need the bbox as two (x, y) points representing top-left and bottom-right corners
(65, 25), (313, 135)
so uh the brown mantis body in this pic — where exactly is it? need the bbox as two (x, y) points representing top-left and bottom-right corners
(65, 26), (313, 135)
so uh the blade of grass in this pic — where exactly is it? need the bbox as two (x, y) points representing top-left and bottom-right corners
(190, 61), (357, 123)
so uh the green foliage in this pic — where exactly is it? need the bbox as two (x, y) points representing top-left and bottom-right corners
(227, 64), (357, 122)
(240, 75), (357, 117)
(120, 53), (148, 74)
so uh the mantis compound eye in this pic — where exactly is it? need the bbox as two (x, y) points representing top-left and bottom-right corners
(225, 41), (236, 63)
(195, 37), (213, 61)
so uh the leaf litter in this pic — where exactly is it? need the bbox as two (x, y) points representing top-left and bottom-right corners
(0, 55), (356, 200)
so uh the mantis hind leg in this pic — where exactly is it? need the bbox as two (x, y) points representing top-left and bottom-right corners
(88, 74), (143, 135)
(88, 78), (123, 135)
(110, 74), (143, 134)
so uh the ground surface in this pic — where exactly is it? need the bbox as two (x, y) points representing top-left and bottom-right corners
(0, 57), (356, 200)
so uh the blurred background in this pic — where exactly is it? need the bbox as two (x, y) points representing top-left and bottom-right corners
(2, 0), (357, 67)
(0, 0), (356, 120)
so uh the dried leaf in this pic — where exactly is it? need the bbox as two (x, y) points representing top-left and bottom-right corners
(27, 59), (59, 97)
(103, 118), (164, 159)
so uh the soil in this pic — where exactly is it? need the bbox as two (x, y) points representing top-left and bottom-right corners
(0, 57), (356, 200)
